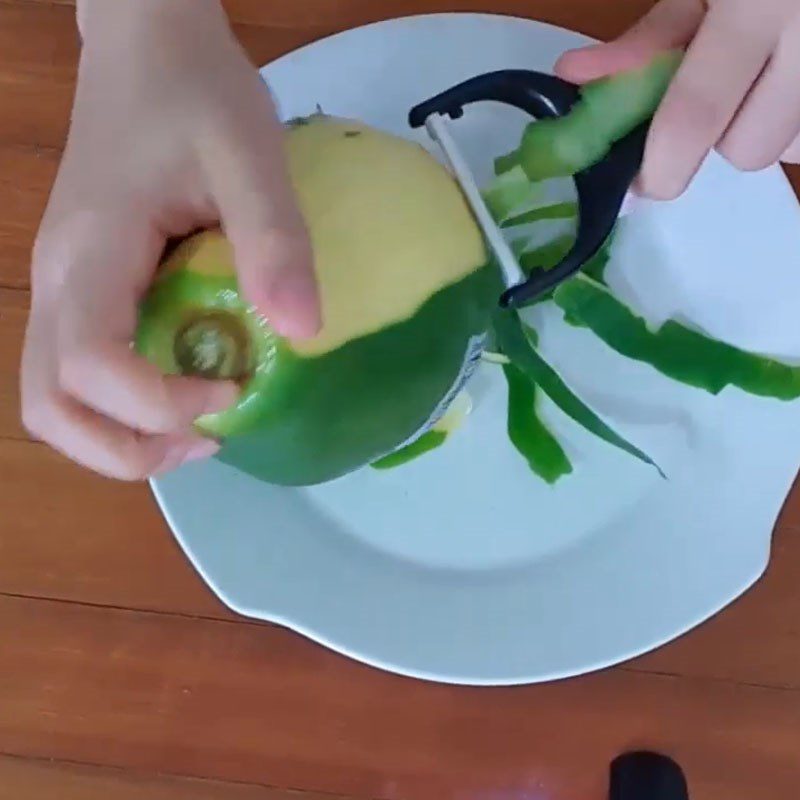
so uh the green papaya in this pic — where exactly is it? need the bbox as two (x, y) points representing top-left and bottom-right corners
(136, 114), (497, 486)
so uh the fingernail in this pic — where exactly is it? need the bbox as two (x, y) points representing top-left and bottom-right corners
(154, 435), (220, 477)
(635, 168), (684, 201)
(266, 263), (322, 340)
(203, 381), (240, 416)
(182, 437), (220, 464)
(630, 173), (648, 197)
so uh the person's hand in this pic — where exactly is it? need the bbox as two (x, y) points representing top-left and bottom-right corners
(21, 0), (320, 480)
(555, 0), (800, 199)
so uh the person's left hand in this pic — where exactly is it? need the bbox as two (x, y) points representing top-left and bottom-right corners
(20, 0), (320, 481)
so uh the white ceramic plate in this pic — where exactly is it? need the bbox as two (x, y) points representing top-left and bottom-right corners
(150, 13), (800, 685)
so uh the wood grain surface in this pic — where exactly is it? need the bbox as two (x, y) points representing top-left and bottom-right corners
(1, 1), (799, 798)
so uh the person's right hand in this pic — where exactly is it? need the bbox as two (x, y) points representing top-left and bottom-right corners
(555, 0), (800, 199)
(21, 0), (320, 480)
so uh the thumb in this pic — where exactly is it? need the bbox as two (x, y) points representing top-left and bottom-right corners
(784, 139), (800, 165)
(201, 108), (321, 340)
(554, 0), (704, 83)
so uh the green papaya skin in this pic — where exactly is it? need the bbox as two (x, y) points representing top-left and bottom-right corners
(136, 252), (498, 486)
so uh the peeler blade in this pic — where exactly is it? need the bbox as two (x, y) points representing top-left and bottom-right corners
(423, 112), (526, 291)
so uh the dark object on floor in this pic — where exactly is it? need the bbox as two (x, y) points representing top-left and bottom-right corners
(609, 751), (690, 799)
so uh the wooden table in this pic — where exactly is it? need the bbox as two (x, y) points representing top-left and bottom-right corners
(1, 1), (799, 798)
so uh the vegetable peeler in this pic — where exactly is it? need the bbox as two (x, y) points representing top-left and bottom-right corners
(408, 68), (648, 309)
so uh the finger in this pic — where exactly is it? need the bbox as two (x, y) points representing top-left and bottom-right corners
(782, 133), (800, 164)
(32, 391), (219, 481)
(59, 338), (240, 435)
(199, 89), (321, 340)
(22, 294), (221, 479)
(637, 0), (776, 199)
(55, 212), (239, 434)
(554, 0), (704, 83)
(717, 21), (800, 171)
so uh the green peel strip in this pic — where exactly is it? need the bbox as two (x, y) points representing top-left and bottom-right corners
(503, 361), (572, 484)
(501, 202), (579, 229)
(554, 276), (800, 400)
(494, 50), (683, 180)
(481, 166), (538, 222)
(492, 309), (664, 477)
(371, 430), (448, 470)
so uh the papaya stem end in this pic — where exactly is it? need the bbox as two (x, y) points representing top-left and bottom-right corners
(174, 312), (252, 381)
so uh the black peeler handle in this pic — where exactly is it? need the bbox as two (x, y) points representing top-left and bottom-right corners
(408, 69), (648, 308)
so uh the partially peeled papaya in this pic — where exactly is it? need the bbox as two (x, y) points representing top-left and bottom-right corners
(135, 114), (497, 485)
